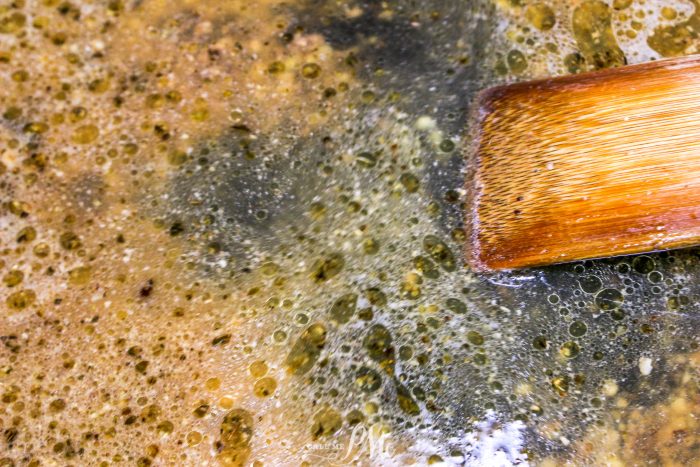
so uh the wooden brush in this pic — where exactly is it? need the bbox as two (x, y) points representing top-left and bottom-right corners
(466, 54), (700, 271)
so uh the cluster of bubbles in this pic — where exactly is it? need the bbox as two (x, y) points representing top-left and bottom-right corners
(152, 1), (700, 463)
(2, 0), (700, 465)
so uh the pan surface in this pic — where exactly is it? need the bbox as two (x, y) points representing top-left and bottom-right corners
(0, 0), (698, 465)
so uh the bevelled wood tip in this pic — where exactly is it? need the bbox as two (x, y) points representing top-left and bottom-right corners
(466, 54), (700, 271)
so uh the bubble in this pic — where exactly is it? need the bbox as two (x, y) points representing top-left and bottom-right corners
(613, 0), (633, 9)
(595, 288), (624, 310)
(3, 270), (24, 287)
(401, 273), (423, 300)
(6, 289), (36, 310)
(579, 275), (603, 294)
(552, 376), (570, 395)
(206, 377), (222, 390)
(423, 235), (456, 272)
(295, 313), (309, 325)
(301, 63), (321, 79)
(157, 420), (174, 434)
(193, 403), (210, 418)
(365, 287), (387, 307)
(356, 152), (377, 168)
(363, 325), (395, 373)
(400, 173), (421, 193)
(329, 293), (358, 325)
(219, 409), (253, 466)
(399, 345), (414, 361)
(59, 231), (82, 250)
(309, 253), (344, 282)
(68, 266), (92, 285)
(72, 124), (99, 144)
(362, 237), (380, 255)
(632, 256), (655, 274)
(507, 50), (528, 74)
(473, 353), (488, 366)
(358, 308), (374, 321)
(648, 271), (663, 284)
(49, 398), (67, 412)
(395, 382), (420, 416)
(569, 321), (588, 337)
(187, 431), (202, 446)
(267, 61), (285, 74)
(533, 336), (549, 350)
(446, 298), (467, 314)
(572, 0), (626, 70)
(467, 331), (485, 346)
(33, 243), (50, 258)
(259, 262), (279, 277)
(439, 139), (455, 152)
(610, 308), (626, 321)
(16, 226), (36, 243)
(560, 342), (580, 359)
(253, 378), (277, 398)
(310, 407), (342, 439)
(212, 335), (231, 346)
(285, 323), (327, 375)
(355, 367), (382, 394)
(414, 256), (440, 279)
(273, 330), (287, 343)
(526, 3), (556, 31)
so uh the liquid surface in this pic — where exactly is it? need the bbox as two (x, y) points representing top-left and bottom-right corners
(1, 0), (700, 466)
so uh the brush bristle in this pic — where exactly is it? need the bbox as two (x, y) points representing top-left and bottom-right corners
(466, 55), (700, 271)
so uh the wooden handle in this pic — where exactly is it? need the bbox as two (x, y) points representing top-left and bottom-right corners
(466, 55), (700, 271)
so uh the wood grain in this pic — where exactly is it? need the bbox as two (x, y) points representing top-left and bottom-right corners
(466, 55), (700, 271)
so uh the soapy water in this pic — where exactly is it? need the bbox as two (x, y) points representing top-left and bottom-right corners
(157, 0), (700, 462)
(2, 0), (700, 465)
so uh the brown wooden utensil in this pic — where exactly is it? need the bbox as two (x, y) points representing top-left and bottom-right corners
(466, 55), (700, 271)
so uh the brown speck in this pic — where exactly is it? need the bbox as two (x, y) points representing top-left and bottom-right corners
(139, 279), (154, 298)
